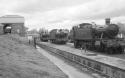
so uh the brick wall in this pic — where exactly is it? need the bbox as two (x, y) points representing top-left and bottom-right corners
(0, 26), (3, 35)
(11, 23), (26, 36)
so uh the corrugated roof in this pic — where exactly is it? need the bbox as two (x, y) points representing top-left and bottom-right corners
(1, 15), (24, 18)
(0, 15), (24, 23)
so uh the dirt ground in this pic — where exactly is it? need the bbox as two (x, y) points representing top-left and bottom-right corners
(0, 34), (68, 78)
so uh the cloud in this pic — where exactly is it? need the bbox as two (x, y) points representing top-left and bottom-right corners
(13, 0), (92, 13)
(63, 0), (125, 20)
(0, 0), (125, 30)
(29, 0), (125, 24)
(112, 16), (125, 23)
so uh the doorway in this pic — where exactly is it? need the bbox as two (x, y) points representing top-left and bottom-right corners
(3, 24), (12, 34)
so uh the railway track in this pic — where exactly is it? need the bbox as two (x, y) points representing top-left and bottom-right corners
(37, 42), (125, 78)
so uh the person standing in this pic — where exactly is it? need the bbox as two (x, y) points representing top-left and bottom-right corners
(34, 37), (37, 49)
(81, 44), (87, 54)
(28, 36), (32, 44)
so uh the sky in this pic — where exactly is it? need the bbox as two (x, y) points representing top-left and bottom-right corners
(0, 0), (125, 30)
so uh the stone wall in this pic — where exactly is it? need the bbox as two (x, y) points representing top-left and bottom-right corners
(0, 23), (26, 36)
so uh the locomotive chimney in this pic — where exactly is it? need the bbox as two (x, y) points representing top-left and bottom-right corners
(105, 18), (110, 25)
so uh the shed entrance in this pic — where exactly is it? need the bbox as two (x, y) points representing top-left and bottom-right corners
(3, 24), (12, 34)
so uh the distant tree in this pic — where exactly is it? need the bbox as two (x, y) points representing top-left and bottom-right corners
(27, 29), (38, 34)
(24, 26), (29, 33)
(39, 28), (49, 35)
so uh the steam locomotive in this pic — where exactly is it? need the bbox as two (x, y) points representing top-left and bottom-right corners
(49, 29), (69, 44)
(40, 33), (49, 42)
(71, 18), (125, 54)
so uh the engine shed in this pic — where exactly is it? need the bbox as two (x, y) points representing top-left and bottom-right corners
(0, 15), (25, 36)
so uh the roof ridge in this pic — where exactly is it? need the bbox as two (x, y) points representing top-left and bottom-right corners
(1, 15), (24, 18)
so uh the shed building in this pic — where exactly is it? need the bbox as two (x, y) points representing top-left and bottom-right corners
(0, 15), (25, 36)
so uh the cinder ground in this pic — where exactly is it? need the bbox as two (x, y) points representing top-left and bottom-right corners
(0, 34), (68, 78)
